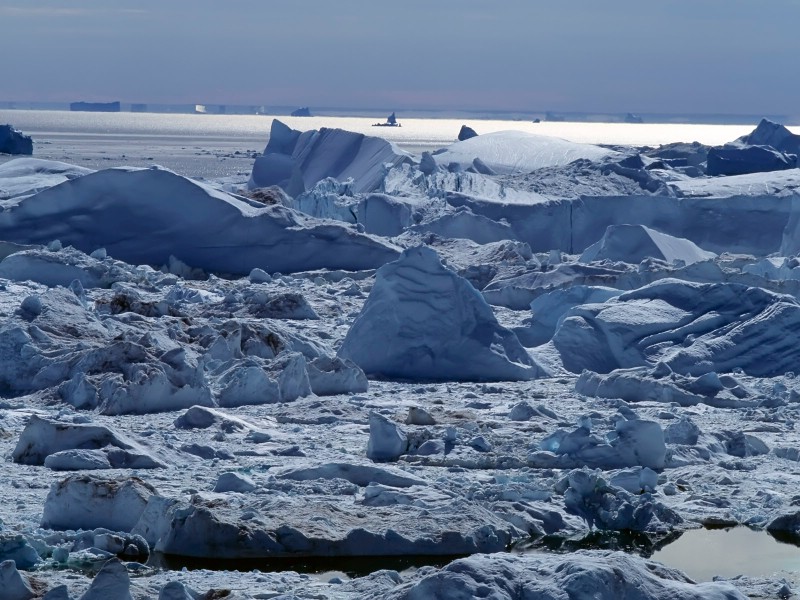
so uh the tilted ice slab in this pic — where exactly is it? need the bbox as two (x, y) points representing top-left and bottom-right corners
(552, 278), (800, 376)
(431, 130), (616, 174)
(0, 165), (400, 275)
(339, 246), (543, 381)
(579, 224), (716, 266)
(249, 119), (414, 196)
(384, 551), (746, 600)
(0, 158), (92, 202)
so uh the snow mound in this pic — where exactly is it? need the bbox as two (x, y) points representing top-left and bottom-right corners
(384, 551), (745, 599)
(576, 367), (756, 409)
(249, 119), (413, 196)
(0, 165), (400, 274)
(0, 246), (133, 288)
(552, 278), (800, 376)
(579, 224), (716, 265)
(339, 246), (543, 381)
(431, 130), (616, 174)
(276, 461), (425, 488)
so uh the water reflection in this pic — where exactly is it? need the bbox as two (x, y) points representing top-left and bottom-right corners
(520, 527), (800, 581)
(514, 529), (680, 559)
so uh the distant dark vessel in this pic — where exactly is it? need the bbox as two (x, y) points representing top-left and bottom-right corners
(291, 107), (312, 117)
(373, 112), (401, 127)
(70, 101), (121, 113)
(624, 113), (644, 124)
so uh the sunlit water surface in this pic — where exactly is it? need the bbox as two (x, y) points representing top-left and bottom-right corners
(4, 109), (796, 149)
(3, 110), (797, 179)
(650, 527), (800, 581)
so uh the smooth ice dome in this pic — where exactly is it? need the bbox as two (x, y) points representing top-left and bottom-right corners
(339, 246), (543, 381)
(431, 130), (616, 174)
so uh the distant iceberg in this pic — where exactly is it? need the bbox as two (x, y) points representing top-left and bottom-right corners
(249, 119), (414, 196)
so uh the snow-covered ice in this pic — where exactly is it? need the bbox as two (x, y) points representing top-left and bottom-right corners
(1, 118), (800, 598)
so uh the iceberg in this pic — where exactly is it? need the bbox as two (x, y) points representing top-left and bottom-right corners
(0, 164), (400, 274)
(579, 224), (717, 265)
(249, 119), (413, 196)
(431, 130), (616, 174)
(0, 125), (33, 156)
(339, 246), (544, 381)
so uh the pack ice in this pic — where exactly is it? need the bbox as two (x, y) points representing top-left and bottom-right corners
(0, 118), (799, 599)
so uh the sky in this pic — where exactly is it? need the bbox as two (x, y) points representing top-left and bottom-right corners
(1, 0), (798, 117)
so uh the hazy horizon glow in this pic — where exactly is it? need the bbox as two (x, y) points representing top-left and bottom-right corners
(2, 0), (798, 117)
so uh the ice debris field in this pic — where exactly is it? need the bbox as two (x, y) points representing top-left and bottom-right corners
(1, 118), (800, 598)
